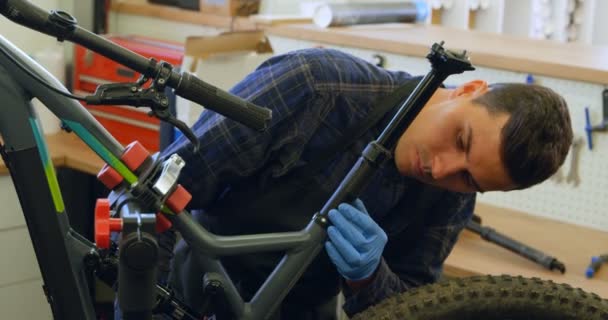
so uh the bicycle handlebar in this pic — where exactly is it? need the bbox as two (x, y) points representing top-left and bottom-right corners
(0, 0), (273, 131)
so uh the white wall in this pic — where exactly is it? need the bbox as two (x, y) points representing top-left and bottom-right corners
(0, 176), (53, 319)
(0, 0), (61, 54)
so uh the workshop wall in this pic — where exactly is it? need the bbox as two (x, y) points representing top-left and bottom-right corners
(267, 36), (608, 232)
(108, 1), (608, 233)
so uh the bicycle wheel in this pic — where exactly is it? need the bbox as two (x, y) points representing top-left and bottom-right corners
(353, 274), (608, 320)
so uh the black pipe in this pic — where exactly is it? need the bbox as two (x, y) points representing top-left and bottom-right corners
(317, 42), (474, 219)
(466, 217), (566, 273)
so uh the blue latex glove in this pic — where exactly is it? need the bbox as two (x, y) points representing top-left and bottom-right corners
(325, 199), (388, 281)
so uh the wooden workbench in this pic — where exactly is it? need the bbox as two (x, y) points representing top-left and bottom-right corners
(1, 132), (607, 297)
(447, 203), (608, 298)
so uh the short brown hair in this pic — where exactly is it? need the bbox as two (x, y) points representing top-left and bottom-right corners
(472, 83), (573, 189)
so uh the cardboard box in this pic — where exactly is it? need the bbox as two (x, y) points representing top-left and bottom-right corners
(176, 31), (274, 127)
(147, 0), (200, 11)
(199, 0), (260, 16)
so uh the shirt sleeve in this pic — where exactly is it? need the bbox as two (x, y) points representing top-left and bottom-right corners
(161, 51), (321, 209)
(341, 192), (476, 316)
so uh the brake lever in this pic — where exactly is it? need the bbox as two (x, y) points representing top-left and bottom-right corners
(86, 79), (200, 152)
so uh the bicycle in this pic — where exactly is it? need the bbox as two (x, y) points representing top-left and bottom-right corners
(1, 1), (607, 319)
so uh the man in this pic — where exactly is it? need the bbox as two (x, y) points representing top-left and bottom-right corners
(160, 48), (572, 319)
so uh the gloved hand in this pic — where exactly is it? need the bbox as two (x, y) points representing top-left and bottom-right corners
(325, 198), (388, 281)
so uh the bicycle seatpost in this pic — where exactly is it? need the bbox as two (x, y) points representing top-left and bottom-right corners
(317, 42), (474, 219)
(256, 42), (475, 319)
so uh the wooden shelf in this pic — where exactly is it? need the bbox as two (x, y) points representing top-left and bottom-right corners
(110, 0), (258, 30)
(267, 23), (608, 85)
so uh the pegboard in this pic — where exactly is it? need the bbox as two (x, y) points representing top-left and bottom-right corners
(269, 36), (608, 232)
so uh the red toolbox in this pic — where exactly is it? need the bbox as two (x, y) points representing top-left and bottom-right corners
(73, 35), (184, 151)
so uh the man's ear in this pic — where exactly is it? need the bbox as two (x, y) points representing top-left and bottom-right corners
(449, 80), (489, 99)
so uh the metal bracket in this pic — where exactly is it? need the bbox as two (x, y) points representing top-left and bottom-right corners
(153, 154), (185, 197)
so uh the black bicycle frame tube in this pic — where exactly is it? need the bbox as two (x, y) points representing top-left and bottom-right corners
(0, 37), (124, 154)
(170, 213), (317, 319)
(0, 32), (334, 320)
(0, 33), (142, 319)
(0, 146), (96, 319)
(0, 28), (320, 320)
(0, 47), (96, 320)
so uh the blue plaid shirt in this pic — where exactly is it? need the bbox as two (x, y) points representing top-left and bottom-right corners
(162, 48), (475, 316)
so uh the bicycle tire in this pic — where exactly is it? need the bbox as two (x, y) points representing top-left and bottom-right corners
(352, 274), (608, 320)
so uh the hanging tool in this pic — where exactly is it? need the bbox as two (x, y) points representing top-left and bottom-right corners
(467, 214), (566, 273)
(584, 89), (608, 150)
(566, 137), (583, 186)
(585, 254), (608, 278)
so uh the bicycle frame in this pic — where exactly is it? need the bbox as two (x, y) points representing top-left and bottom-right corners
(0, 2), (474, 319)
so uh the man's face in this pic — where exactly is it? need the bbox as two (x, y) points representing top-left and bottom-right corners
(394, 80), (516, 193)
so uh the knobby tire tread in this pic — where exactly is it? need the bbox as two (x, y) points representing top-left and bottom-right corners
(352, 274), (608, 320)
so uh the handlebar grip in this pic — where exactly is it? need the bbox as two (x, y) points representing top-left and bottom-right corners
(0, 0), (54, 36)
(175, 72), (272, 131)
